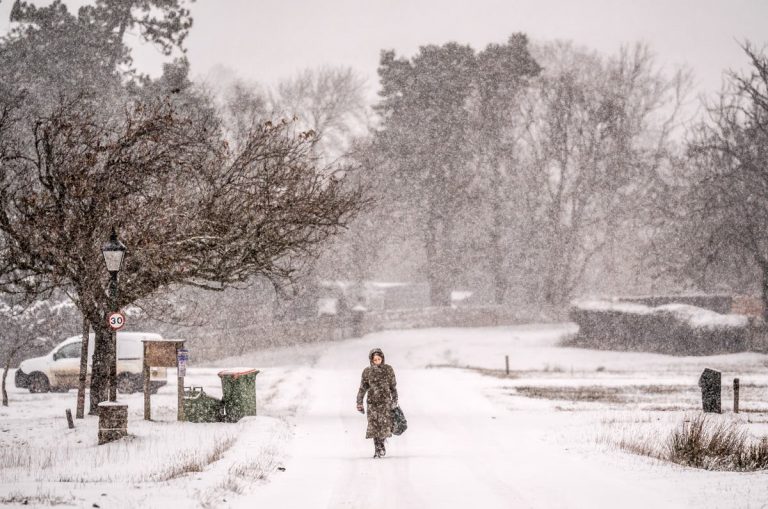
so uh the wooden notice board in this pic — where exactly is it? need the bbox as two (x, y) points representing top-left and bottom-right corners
(142, 339), (185, 421)
(145, 341), (179, 367)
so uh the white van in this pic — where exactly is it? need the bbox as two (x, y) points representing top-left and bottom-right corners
(15, 332), (168, 394)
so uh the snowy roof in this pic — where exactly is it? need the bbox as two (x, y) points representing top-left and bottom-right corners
(140, 337), (182, 343)
(59, 332), (163, 346)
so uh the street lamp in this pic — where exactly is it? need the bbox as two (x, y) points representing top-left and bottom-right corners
(102, 228), (126, 402)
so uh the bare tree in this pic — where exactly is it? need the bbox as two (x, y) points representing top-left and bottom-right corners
(0, 92), (364, 412)
(221, 80), (270, 148)
(518, 42), (688, 305)
(272, 66), (369, 162)
(678, 43), (768, 318)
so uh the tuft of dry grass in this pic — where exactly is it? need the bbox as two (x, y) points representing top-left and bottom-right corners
(154, 436), (237, 481)
(0, 490), (70, 506)
(666, 414), (768, 471)
(515, 385), (625, 403)
(606, 414), (768, 472)
(425, 364), (520, 379)
(200, 444), (282, 506)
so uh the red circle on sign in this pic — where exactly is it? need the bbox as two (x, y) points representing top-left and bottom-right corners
(107, 312), (126, 330)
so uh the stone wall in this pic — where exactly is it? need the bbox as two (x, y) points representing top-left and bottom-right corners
(186, 305), (526, 361)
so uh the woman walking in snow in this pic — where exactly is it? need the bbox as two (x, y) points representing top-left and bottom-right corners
(356, 347), (398, 458)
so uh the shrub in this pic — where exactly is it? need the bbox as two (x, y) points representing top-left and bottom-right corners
(568, 300), (749, 354)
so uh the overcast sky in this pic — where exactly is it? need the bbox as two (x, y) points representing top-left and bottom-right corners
(2, 0), (767, 101)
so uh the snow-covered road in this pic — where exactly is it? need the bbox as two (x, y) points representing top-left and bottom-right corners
(237, 328), (713, 509)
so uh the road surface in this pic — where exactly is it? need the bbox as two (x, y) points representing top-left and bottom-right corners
(238, 329), (690, 509)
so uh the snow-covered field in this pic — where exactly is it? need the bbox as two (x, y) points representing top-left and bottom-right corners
(2, 323), (768, 508)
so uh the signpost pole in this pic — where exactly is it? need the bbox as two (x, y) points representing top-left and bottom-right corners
(143, 341), (151, 421)
(177, 344), (187, 422)
(106, 311), (126, 403)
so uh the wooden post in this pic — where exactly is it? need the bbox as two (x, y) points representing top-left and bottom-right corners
(65, 409), (74, 429)
(177, 344), (185, 422)
(75, 318), (89, 419)
(143, 342), (151, 421)
(734, 378), (740, 414)
(505, 355), (509, 375)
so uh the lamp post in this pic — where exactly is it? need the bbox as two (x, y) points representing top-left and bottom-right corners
(102, 228), (126, 403)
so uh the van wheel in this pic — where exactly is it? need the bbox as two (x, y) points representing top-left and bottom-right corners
(28, 373), (50, 393)
(117, 374), (139, 394)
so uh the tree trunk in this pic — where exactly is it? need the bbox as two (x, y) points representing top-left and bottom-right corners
(2, 358), (10, 407)
(542, 238), (562, 307)
(89, 323), (110, 414)
(424, 213), (451, 307)
(76, 316), (90, 418)
(489, 157), (507, 305)
(762, 262), (768, 323)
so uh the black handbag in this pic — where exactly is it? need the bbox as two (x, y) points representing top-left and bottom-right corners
(391, 405), (408, 435)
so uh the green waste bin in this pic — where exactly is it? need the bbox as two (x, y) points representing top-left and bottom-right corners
(218, 368), (259, 423)
(183, 386), (224, 423)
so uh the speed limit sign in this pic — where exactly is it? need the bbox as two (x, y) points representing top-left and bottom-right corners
(107, 312), (126, 330)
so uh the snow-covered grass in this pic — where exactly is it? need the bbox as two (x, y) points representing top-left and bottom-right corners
(0, 415), (237, 483)
(0, 364), (307, 507)
(597, 412), (768, 471)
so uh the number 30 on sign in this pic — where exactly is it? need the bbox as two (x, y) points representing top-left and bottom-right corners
(108, 312), (126, 330)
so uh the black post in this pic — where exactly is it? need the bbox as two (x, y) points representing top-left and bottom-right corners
(734, 378), (740, 414)
(108, 270), (118, 402)
(101, 228), (126, 408)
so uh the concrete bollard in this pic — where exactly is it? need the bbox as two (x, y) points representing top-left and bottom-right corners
(698, 368), (721, 413)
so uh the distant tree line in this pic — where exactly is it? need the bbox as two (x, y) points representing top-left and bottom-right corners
(340, 36), (689, 310)
(327, 37), (768, 320)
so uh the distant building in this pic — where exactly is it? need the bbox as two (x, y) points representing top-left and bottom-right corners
(319, 281), (431, 313)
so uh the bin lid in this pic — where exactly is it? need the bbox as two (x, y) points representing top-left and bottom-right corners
(97, 401), (128, 408)
(218, 367), (259, 379)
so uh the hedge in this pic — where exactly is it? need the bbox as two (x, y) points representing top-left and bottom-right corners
(568, 300), (749, 355)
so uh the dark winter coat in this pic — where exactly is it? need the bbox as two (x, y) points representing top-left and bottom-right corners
(356, 348), (398, 439)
